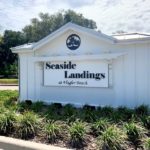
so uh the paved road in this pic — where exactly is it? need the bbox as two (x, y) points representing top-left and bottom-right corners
(0, 85), (18, 90)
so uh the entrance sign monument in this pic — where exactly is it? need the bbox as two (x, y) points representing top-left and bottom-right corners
(11, 23), (150, 107)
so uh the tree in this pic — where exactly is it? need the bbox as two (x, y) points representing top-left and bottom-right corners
(0, 10), (97, 77)
(23, 10), (97, 42)
(63, 10), (97, 29)
(0, 34), (2, 43)
(0, 30), (26, 76)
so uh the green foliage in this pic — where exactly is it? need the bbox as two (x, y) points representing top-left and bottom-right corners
(124, 122), (145, 147)
(62, 104), (77, 122)
(69, 120), (86, 148)
(45, 103), (62, 120)
(64, 10), (97, 29)
(44, 120), (61, 143)
(23, 10), (97, 42)
(63, 104), (76, 117)
(144, 138), (150, 150)
(98, 125), (127, 150)
(0, 90), (18, 102)
(0, 106), (7, 114)
(92, 118), (110, 136)
(1, 63), (18, 77)
(16, 111), (39, 139)
(82, 110), (97, 122)
(1, 90), (150, 149)
(0, 30), (26, 77)
(16, 101), (44, 113)
(81, 105), (97, 122)
(135, 105), (149, 116)
(31, 101), (44, 113)
(141, 115), (150, 129)
(98, 106), (114, 117)
(97, 106), (126, 123)
(0, 10), (97, 76)
(97, 106), (136, 123)
(4, 97), (18, 110)
(16, 102), (31, 112)
(0, 90), (18, 109)
(0, 111), (16, 135)
(117, 106), (135, 121)
(110, 111), (123, 123)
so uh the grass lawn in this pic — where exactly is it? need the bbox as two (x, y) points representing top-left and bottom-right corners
(0, 79), (18, 84)
(0, 90), (150, 150)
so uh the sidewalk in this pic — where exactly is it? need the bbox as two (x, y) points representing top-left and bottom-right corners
(0, 85), (18, 90)
(0, 136), (70, 150)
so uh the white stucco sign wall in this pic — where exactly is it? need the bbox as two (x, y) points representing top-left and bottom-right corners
(11, 23), (150, 107)
(44, 60), (108, 87)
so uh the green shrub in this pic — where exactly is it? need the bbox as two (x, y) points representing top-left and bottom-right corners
(44, 120), (61, 143)
(4, 96), (18, 108)
(99, 106), (114, 117)
(124, 122), (145, 147)
(62, 104), (77, 123)
(0, 106), (7, 113)
(0, 111), (16, 135)
(144, 138), (150, 150)
(135, 105), (149, 116)
(16, 111), (39, 139)
(141, 116), (150, 129)
(91, 118), (109, 136)
(69, 120), (86, 148)
(16, 102), (31, 112)
(110, 111), (123, 123)
(81, 107), (97, 123)
(45, 103), (62, 120)
(117, 106), (135, 121)
(98, 125), (127, 150)
(31, 101), (44, 113)
(63, 104), (76, 117)
(17, 101), (44, 113)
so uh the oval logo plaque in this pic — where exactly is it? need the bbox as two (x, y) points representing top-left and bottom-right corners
(66, 34), (81, 50)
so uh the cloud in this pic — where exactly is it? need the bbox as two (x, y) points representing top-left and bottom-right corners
(63, 0), (95, 8)
(0, 0), (150, 34)
(76, 0), (150, 33)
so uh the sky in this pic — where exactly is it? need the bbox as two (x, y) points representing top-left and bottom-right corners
(0, 0), (150, 35)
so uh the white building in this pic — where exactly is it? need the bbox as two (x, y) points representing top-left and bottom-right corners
(11, 23), (150, 107)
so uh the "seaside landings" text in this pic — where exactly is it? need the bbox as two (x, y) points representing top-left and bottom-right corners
(45, 61), (105, 81)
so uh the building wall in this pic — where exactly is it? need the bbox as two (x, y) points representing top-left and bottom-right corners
(19, 31), (150, 107)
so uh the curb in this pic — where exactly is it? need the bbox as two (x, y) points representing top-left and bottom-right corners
(0, 136), (70, 150)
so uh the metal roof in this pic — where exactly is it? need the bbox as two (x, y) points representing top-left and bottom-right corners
(11, 23), (150, 53)
(112, 33), (150, 40)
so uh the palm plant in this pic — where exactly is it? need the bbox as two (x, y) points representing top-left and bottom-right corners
(44, 120), (61, 143)
(144, 138), (150, 150)
(91, 118), (110, 136)
(98, 125), (127, 150)
(16, 111), (39, 139)
(0, 111), (16, 135)
(124, 122), (146, 147)
(69, 120), (87, 148)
